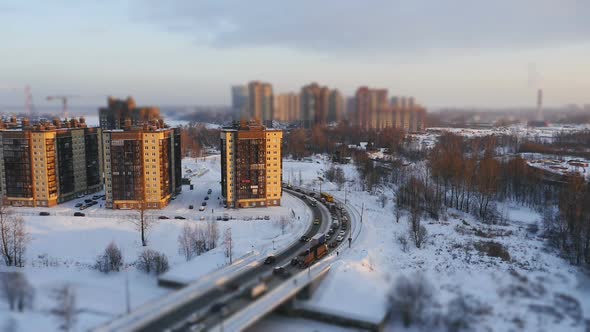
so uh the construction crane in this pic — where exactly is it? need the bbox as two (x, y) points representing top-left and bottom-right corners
(0, 85), (35, 116)
(46, 95), (79, 119)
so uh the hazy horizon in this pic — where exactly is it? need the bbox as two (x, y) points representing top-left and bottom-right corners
(1, 0), (589, 109)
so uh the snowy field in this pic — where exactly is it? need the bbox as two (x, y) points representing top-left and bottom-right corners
(0, 156), (308, 331)
(251, 155), (590, 332)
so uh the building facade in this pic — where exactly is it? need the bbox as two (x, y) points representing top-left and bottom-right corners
(0, 118), (102, 207)
(99, 97), (160, 130)
(247, 81), (274, 127)
(274, 93), (300, 123)
(102, 123), (181, 209)
(231, 85), (249, 122)
(220, 121), (283, 208)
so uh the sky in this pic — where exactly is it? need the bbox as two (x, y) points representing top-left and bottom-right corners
(1, 0), (589, 110)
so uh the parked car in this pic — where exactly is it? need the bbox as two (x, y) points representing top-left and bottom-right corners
(207, 189), (212, 194)
(264, 215), (270, 220)
(84, 199), (92, 203)
(199, 206), (206, 211)
(222, 214), (229, 221)
(74, 212), (85, 217)
(174, 216), (186, 220)
(39, 211), (50, 216)
(80, 205), (87, 210)
(264, 255), (276, 265)
(75, 203), (83, 208)
(202, 202), (207, 206)
(188, 205), (194, 209)
(158, 216), (169, 220)
(92, 195), (100, 200)
(204, 196), (209, 200)
(199, 216), (205, 220)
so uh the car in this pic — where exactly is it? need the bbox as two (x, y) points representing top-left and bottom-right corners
(204, 196), (209, 200)
(39, 211), (50, 216)
(174, 216), (186, 220)
(80, 205), (87, 210)
(341, 225), (347, 230)
(75, 203), (83, 208)
(101, 196), (106, 200)
(309, 192), (316, 197)
(207, 189), (212, 194)
(202, 202), (207, 206)
(189, 205), (194, 209)
(216, 216), (222, 220)
(339, 230), (346, 236)
(199, 206), (206, 211)
(273, 266), (290, 277)
(158, 216), (169, 220)
(329, 241), (338, 248)
(84, 199), (92, 203)
(264, 215), (270, 220)
(300, 235), (310, 242)
(327, 228), (335, 235)
(74, 212), (85, 217)
(310, 201), (317, 207)
(199, 216), (205, 221)
(209, 302), (227, 315)
(336, 235), (344, 242)
(92, 195), (100, 200)
(300, 194), (306, 199)
(325, 234), (331, 240)
(223, 214), (229, 221)
(170, 196), (176, 200)
(264, 255), (276, 265)
(313, 218), (320, 225)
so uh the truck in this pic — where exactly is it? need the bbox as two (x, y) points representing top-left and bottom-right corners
(249, 282), (268, 299)
(320, 192), (334, 203)
(310, 233), (325, 246)
(298, 244), (329, 268)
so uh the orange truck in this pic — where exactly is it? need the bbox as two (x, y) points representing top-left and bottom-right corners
(299, 244), (329, 268)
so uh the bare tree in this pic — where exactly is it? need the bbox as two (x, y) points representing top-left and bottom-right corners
(394, 194), (403, 223)
(206, 221), (219, 250)
(178, 224), (194, 261)
(50, 284), (77, 332)
(409, 207), (427, 249)
(397, 234), (409, 253)
(276, 216), (292, 235)
(0, 272), (34, 312)
(128, 199), (155, 247)
(224, 227), (233, 264)
(0, 214), (30, 268)
(136, 249), (169, 275)
(95, 242), (123, 273)
(387, 272), (435, 327)
(379, 193), (388, 208)
(298, 170), (303, 186)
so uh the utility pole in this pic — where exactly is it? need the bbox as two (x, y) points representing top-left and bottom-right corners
(361, 202), (364, 224)
(125, 268), (131, 314)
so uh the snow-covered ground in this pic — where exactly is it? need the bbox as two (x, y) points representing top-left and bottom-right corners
(0, 156), (308, 331)
(251, 155), (590, 332)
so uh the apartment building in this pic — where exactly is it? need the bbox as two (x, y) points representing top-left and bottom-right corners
(102, 121), (181, 209)
(0, 118), (102, 207)
(220, 121), (283, 208)
(99, 96), (160, 130)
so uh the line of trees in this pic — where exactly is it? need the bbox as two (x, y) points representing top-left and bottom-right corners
(177, 222), (219, 261)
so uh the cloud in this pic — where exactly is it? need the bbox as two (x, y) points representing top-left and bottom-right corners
(132, 0), (590, 55)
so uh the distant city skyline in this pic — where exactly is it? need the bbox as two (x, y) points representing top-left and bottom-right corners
(1, 0), (589, 109)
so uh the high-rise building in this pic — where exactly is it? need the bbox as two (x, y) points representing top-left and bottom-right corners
(248, 81), (274, 127)
(328, 89), (344, 123)
(274, 93), (300, 122)
(231, 85), (249, 121)
(220, 121), (283, 208)
(102, 121), (181, 209)
(300, 83), (336, 128)
(355, 87), (388, 130)
(390, 96), (427, 132)
(99, 97), (160, 130)
(0, 118), (102, 207)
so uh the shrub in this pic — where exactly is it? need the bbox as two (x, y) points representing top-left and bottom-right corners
(388, 272), (435, 327)
(95, 242), (123, 273)
(474, 241), (510, 262)
(136, 249), (169, 275)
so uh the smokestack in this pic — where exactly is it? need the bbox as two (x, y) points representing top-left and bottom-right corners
(537, 89), (543, 121)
